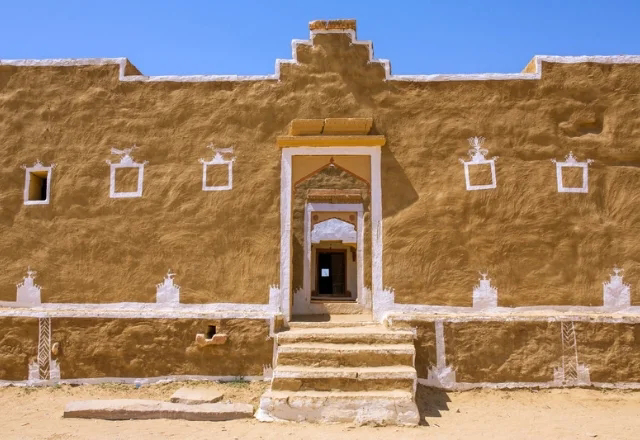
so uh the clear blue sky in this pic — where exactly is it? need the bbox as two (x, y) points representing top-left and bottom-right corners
(1, 1), (638, 76)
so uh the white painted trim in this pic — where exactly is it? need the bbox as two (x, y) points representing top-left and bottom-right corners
(22, 161), (53, 205)
(418, 378), (640, 391)
(1, 31), (639, 83)
(0, 302), (275, 320)
(199, 146), (235, 191)
(110, 162), (145, 198)
(357, 211), (365, 307)
(0, 375), (265, 387)
(386, 309), (640, 324)
(553, 152), (593, 194)
(462, 160), (497, 191)
(307, 203), (363, 213)
(280, 147), (381, 321)
(106, 148), (147, 199)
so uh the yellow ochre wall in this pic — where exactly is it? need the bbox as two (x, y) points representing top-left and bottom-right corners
(0, 28), (639, 307)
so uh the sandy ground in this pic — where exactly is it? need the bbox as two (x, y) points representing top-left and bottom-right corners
(1, 382), (639, 440)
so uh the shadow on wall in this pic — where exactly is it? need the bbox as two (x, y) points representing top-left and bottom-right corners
(415, 385), (452, 426)
(380, 145), (419, 218)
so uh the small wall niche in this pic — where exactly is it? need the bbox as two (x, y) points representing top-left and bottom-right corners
(199, 145), (235, 191)
(23, 161), (53, 205)
(195, 324), (227, 346)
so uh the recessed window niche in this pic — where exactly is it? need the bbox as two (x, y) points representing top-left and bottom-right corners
(23, 160), (54, 205)
(106, 146), (148, 198)
(199, 145), (235, 191)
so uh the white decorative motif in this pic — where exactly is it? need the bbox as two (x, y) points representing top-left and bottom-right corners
(106, 146), (148, 198)
(426, 320), (457, 388)
(472, 272), (498, 309)
(263, 365), (273, 380)
(49, 359), (61, 381)
(156, 270), (180, 304)
(552, 151), (593, 193)
(553, 321), (590, 386)
(311, 218), (357, 243)
(199, 145), (235, 191)
(16, 268), (41, 305)
(459, 137), (498, 191)
(22, 160), (54, 205)
(603, 267), (631, 309)
(28, 361), (39, 381)
(37, 317), (51, 380)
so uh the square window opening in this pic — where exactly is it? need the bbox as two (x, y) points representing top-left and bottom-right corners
(206, 325), (217, 339)
(114, 167), (140, 193)
(28, 171), (49, 201)
(468, 163), (494, 187)
(205, 163), (230, 188)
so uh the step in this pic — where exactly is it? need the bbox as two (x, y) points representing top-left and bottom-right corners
(289, 313), (375, 328)
(255, 390), (419, 426)
(276, 343), (415, 368)
(277, 326), (414, 345)
(64, 399), (254, 421)
(271, 366), (416, 392)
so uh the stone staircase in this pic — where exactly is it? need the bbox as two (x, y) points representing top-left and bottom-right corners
(256, 320), (419, 425)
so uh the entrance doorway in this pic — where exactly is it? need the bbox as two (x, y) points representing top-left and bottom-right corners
(316, 249), (347, 296)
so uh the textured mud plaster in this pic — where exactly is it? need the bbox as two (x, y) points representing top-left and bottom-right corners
(0, 63), (281, 304)
(445, 322), (562, 383)
(1, 30), (640, 309)
(380, 62), (640, 307)
(0, 317), (39, 380)
(51, 318), (271, 379)
(390, 320), (437, 379)
(575, 322), (640, 382)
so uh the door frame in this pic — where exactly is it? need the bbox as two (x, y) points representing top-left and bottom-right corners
(314, 248), (348, 296)
(305, 203), (364, 305)
(279, 147), (382, 321)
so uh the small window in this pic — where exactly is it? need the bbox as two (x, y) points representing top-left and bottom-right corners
(206, 325), (217, 339)
(23, 162), (53, 205)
